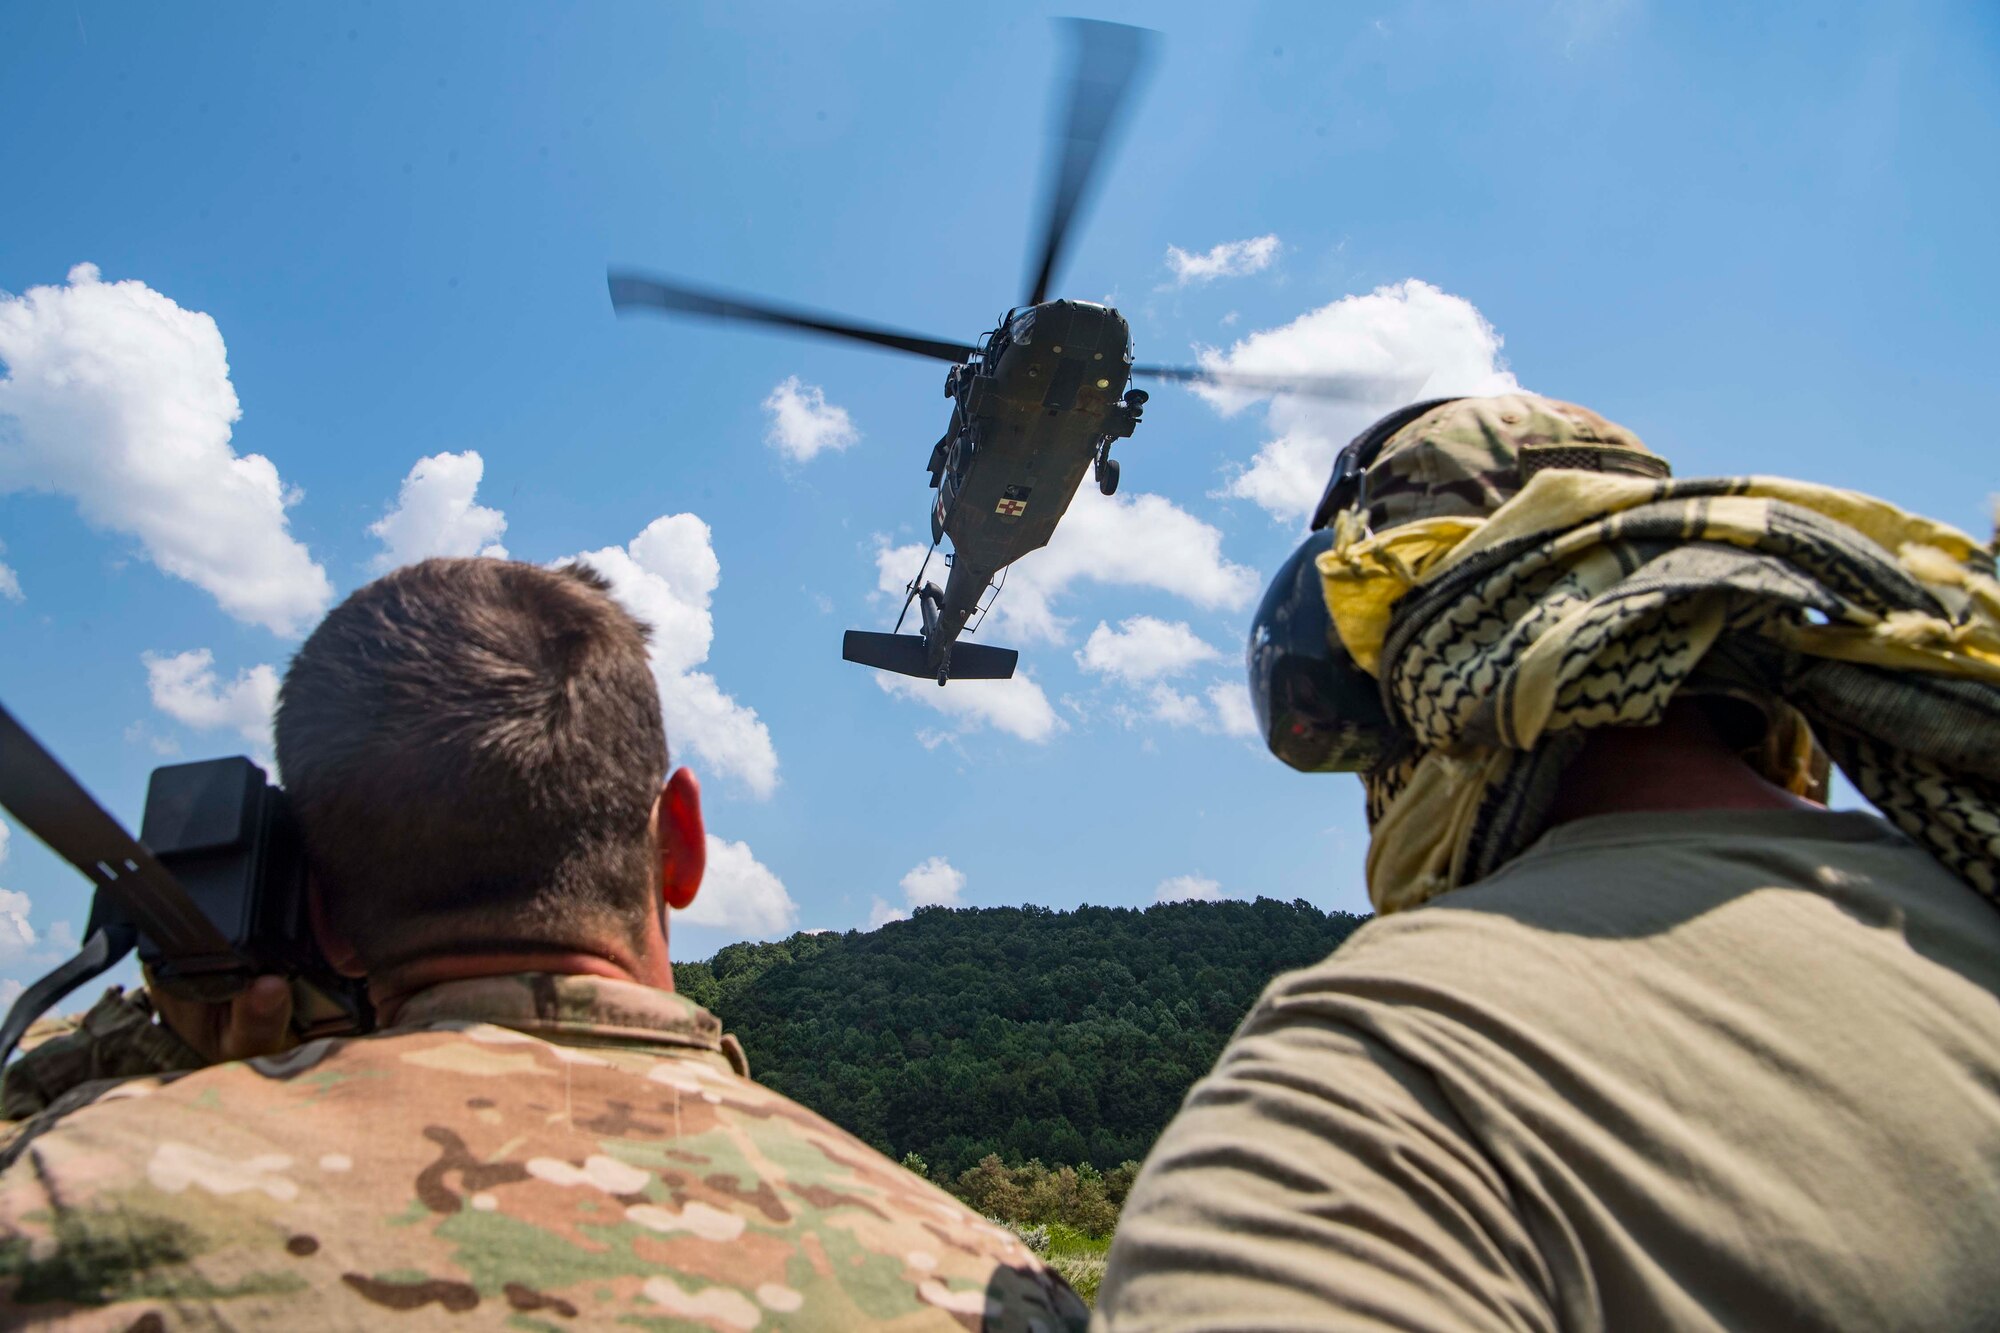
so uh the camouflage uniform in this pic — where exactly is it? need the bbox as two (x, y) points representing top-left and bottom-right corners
(0, 973), (1086, 1330)
(0, 987), (204, 1122)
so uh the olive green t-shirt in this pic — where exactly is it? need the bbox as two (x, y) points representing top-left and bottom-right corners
(1097, 809), (2000, 1331)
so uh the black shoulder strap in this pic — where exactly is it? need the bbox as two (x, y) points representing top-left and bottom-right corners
(0, 921), (139, 1069)
(0, 702), (235, 965)
(0, 701), (245, 1066)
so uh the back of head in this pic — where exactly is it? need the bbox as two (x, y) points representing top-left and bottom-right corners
(275, 558), (666, 970)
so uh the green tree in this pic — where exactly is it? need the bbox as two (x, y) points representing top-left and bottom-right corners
(674, 899), (1368, 1199)
(956, 1154), (1027, 1220)
(1023, 1164), (1117, 1235)
(1103, 1161), (1141, 1211)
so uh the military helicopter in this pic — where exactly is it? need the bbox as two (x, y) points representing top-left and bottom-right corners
(609, 21), (1391, 685)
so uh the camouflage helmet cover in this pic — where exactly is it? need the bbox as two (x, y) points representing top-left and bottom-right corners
(1258, 393), (1671, 774)
(1358, 393), (1668, 532)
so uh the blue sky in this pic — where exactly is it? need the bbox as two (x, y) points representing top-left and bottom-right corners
(2, 1), (1996, 995)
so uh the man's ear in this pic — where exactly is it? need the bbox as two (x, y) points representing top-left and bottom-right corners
(308, 877), (366, 979)
(655, 767), (706, 912)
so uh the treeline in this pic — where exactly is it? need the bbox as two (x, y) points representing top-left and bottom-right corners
(675, 898), (1367, 1183)
(934, 1153), (1137, 1238)
(929, 1155), (1137, 1303)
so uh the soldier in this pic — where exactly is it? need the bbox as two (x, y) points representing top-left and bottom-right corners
(1098, 395), (2000, 1329)
(0, 558), (1086, 1330)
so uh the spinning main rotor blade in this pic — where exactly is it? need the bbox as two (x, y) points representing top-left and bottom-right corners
(1131, 363), (1423, 403)
(1024, 20), (1157, 308)
(608, 271), (977, 365)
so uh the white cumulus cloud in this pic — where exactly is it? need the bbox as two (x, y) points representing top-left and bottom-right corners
(1002, 488), (1259, 643)
(1076, 617), (1221, 687)
(369, 450), (509, 571)
(874, 540), (932, 602)
(875, 672), (1063, 744)
(566, 515), (778, 798)
(1143, 684), (1210, 729)
(0, 821), (36, 976)
(1154, 874), (1226, 903)
(0, 889), (35, 965)
(0, 263), (332, 634)
(864, 854), (965, 931)
(0, 823), (36, 968)
(764, 376), (859, 463)
(675, 834), (798, 939)
(1207, 679), (1260, 738)
(1167, 235), (1282, 285)
(1070, 618), (1258, 739)
(0, 540), (20, 602)
(144, 649), (279, 745)
(1101, 675), (1261, 739)
(900, 855), (965, 909)
(1201, 279), (1522, 523)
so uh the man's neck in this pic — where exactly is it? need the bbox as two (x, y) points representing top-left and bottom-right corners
(368, 941), (674, 1028)
(1544, 702), (1821, 826)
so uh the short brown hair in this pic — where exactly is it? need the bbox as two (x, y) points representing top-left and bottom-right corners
(275, 558), (667, 968)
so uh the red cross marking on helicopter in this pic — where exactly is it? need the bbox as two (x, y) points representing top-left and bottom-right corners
(996, 497), (1028, 517)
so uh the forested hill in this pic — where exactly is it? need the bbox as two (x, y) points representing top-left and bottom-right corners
(674, 898), (1367, 1180)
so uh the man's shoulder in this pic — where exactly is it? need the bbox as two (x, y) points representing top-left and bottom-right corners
(1259, 806), (1993, 1034)
(0, 1019), (1086, 1328)
(0, 986), (204, 1122)
(1345, 807), (1944, 949)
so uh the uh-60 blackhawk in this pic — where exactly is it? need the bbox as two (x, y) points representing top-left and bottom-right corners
(608, 20), (1389, 685)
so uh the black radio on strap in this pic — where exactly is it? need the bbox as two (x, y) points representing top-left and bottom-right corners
(0, 701), (252, 1067)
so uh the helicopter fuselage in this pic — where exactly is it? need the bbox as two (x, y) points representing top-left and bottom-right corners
(917, 299), (1145, 671)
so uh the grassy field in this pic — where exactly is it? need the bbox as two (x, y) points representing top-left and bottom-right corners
(1016, 1221), (1113, 1306)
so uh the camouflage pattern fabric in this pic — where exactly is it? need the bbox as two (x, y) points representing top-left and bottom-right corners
(1317, 394), (2000, 913)
(0, 972), (1087, 1330)
(0, 986), (204, 1122)
(1358, 394), (1666, 534)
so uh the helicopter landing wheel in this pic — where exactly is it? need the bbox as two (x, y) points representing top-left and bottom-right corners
(936, 669), (949, 687)
(1097, 458), (1121, 497)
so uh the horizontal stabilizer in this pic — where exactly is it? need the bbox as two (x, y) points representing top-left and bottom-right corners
(843, 631), (932, 679)
(942, 641), (1020, 681)
(842, 632), (1018, 682)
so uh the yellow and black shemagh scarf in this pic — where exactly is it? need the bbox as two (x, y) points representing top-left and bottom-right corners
(1321, 469), (2000, 915)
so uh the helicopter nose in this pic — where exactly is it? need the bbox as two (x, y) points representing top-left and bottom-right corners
(1041, 301), (1127, 361)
